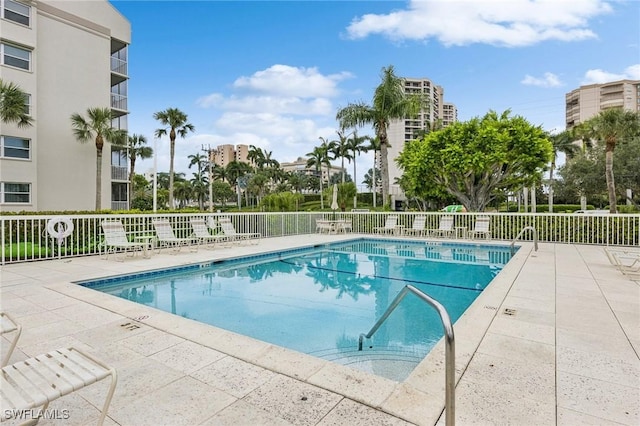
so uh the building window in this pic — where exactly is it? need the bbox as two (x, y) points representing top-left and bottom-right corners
(1, 135), (30, 159)
(23, 93), (31, 115)
(111, 182), (128, 202)
(1, 182), (30, 203)
(2, 0), (29, 26)
(1, 43), (31, 70)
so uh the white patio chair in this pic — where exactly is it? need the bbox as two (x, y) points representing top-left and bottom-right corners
(101, 220), (148, 261)
(1, 312), (22, 367)
(189, 217), (229, 249)
(374, 215), (400, 234)
(403, 216), (427, 237)
(316, 219), (334, 234)
(152, 219), (197, 253)
(218, 218), (261, 244)
(467, 216), (492, 240)
(335, 219), (352, 233)
(1, 313), (117, 426)
(604, 247), (640, 275)
(427, 215), (454, 238)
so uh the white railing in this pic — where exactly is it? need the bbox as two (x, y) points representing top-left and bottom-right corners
(111, 165), (128, 181)
(1, 212), (638, 264)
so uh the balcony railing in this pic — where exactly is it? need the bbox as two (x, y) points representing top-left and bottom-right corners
(111, 201), (128, 211)
(110, 93), (127, 111)
(110, 57), (127, 75)
(111, 165), (128, 181)
(1, 212), (638, 264)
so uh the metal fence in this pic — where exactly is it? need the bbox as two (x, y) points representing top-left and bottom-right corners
(1, 212), (638, 264)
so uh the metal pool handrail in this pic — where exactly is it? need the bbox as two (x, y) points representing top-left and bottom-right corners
(358, 285), (455, 426)
(510, 225), (538, 255)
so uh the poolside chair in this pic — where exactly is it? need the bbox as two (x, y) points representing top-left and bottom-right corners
(316, 219), (335, 234)
(604, 247), (640, 275)
(189, 217), (229, 249)
(101, 220), (148, 261)
(374, 215), (400, 235)
(1, 312), (21, 367)
(218, 218), (261, 244)
(152, 219), (197, 253)
(427, 215), (455, 238)
(335, 219), (352, 233)
(467, 216), (492, 240)
(1, 312), (117, 426)
(403, 216), (427, 237)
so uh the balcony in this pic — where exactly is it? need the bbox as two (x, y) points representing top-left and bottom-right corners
(111, 56), (127, 76)
(111, 165), (128, 181)
(110, 93), (127, 112)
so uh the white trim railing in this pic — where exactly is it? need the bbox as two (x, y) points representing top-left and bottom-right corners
(1, 212), (638, 264)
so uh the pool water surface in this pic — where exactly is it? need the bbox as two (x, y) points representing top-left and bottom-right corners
(80, 239), (514, 381)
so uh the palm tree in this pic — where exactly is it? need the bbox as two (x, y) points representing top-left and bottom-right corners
(70, 107), (118, 210)
(337, 65), (423, 207)
(120, 134), (153, 205)
(306, 146), (328, 209)
(0, 79), (33, 127)
(212, 164), (228, 182)
(318, 136), (336, 187)
(153, 108), (195, 209)
(346, 129), (370, 208)
(576, 109), (640, 213)
(332, 129), (352, 184)
(188, 152), (207, 175)
(365, 136), (381, 207)
(548, 130), (578, 212)
(247, 145), (265, 169)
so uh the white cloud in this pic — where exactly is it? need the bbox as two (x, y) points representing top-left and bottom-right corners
(232, 64), (352, 98)
(346, 0), (612, 47)
(197, 94), (332, 116)
(581, 64), (640, 84)
(521, 72), (563, 88)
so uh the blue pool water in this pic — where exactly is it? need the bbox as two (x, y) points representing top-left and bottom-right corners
(80, 239), (514, 381)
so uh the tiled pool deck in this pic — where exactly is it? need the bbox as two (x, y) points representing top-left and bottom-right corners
(1, 235), (638, 425)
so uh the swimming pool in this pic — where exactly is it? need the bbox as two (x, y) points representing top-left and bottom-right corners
(80, 239), (515, 381)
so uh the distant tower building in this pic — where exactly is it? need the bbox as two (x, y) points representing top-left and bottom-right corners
(210, 144), (253, 168)
(386, 77), (457, 203)
(566, 79), (640, 129)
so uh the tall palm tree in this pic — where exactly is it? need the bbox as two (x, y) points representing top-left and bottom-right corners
(188, 152), (207, 175)
(0, 79), (33, 127)
(70, 107), (118, 210)
(153, 108), (195, 209)
(247, 145), (265, 169)
(121, 134), (153, 205)
(318, 136), (336, 187)
(576, 109), (640, 213)
(548, 130), (578, 212)
(365, 136), (381, 208)
(212, 164), (228, 182)
(346, 129), (371, 208)
(337, 65), (423, 207)
(306, 146), (328, 209)
(332, 129), (352, 184)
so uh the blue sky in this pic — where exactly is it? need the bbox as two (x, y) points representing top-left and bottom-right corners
(111, 0), (640, 186)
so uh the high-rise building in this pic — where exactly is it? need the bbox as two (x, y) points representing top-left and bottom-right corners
(566, 79), (640, 129)
(386, 77), (457, 202)
(0, 0), (131, 211)
(209, 144), (252, 168)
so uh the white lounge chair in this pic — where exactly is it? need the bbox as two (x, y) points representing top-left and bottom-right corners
(1, 313), (117, 426)
(604, 247), (640, 275)
(467, 216), (492, 240)
(1, 312), (21, 367)
(152, 219), (197, 253)
(218, 218), (261, 244)
(428, 215), (454, 238)
(374, 215), (400, 235)
(189, 217), (229, 248)
(404, 216), (427, 237)
(101, 220), (148, 261)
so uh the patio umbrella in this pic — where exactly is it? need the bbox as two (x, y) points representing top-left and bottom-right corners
(331, 184), (339, 211)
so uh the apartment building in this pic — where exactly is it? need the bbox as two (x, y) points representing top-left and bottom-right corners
(566, 79), (640, 129)
(0, 0), (130, 211)
(386, 77), (457, 201)
(209, 144), (251, 167)
(280, 157), (345, 183)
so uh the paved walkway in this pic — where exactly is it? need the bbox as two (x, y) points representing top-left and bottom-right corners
(1, 236), (638, 425)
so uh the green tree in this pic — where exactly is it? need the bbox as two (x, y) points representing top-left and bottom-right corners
(332, 129), (352, 184)
(574, 109), (640, 213)
(70, 107), (119, 210)
(398, 110), (552, 212)
(153, 108), (195, 209)
(0, 79), (33, 127)
(547, 130), (578, 213)
(337, 65), (424, 207)
(211, 180), (234, 206)
(346, 129), (370, 208)
(365, 136), (381, 207)
(119, 133), (153, 205)
(306, 146), (330, 209)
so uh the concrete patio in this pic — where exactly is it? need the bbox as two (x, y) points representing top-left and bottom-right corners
(1, 235), (638, 425)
